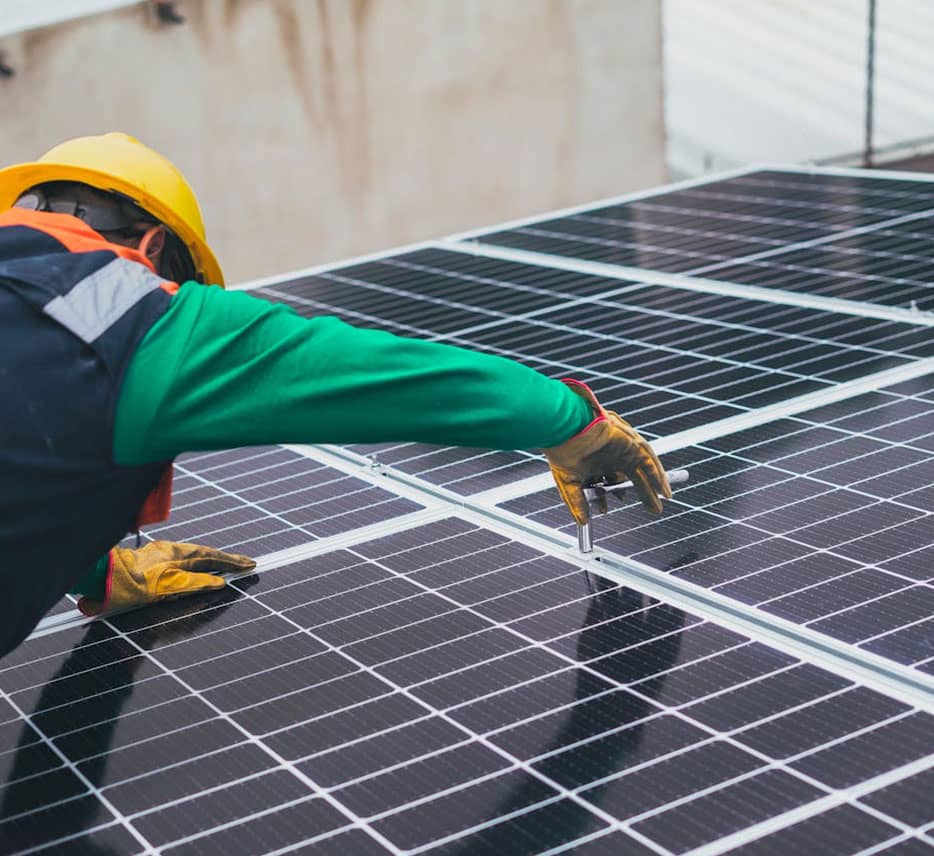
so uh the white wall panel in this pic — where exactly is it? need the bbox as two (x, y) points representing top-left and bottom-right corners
(665, 0), (934, 175)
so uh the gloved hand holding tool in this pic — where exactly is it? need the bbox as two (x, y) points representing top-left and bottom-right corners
(544, 379), (671, 525)
(77, 541), (256, 617)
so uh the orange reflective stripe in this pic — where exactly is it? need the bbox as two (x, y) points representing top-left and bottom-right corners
(0, 208), (157, 273)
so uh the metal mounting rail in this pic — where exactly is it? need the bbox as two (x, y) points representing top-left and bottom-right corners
(288, 443), (934, 713)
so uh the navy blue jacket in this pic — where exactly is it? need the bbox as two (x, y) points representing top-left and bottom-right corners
(0, 209), (174, 655)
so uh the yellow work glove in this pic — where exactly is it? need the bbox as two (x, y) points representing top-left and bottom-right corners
(77, 541), (256, 617)
(544, 379), (671, 526)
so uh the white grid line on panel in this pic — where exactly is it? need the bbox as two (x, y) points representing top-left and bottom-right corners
(264, 249), (930, 370)
(687, 754), (934, 856)
(575, 211), (794, 251)
(265, 823), (397, 856)
(175, 445), (286, 468)
(579, 203), (837, 236)
(123, 766), (285, 834)
(207, 551), (673, 855)
(286, 535), (927, 844)
(5, 654), (166, 702)
(0, 689), (157, 856)
(28, 505), (444, 641)
(155, 794), (333, 853)
(91, 617), (409, 856)
(742, 233), (934, 268)
(853, 834), (923, 856)
(15, 821), (131, 856)
(540, 828), (620, 855)
(471, 360), (934, 508)
(176, 446), (301, 477)
(667, 188), (934, 223)
(689, 253), (934, 304)
(440, 165), (934, 247)
(443, 241), (934, 326)
(381, 254), (645, 302)
(404, 795), (572, 856)
(857, 613), (934, 651)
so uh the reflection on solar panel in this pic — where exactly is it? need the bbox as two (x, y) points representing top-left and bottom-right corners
(7, 165), (934, 854)
(474, 170), (934, 310)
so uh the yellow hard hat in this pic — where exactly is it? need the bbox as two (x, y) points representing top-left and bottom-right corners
(0, 132), (223, 285)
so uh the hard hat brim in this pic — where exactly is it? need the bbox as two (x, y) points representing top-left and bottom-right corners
(0, 160), (224, 286)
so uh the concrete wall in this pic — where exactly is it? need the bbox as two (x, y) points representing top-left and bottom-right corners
(0, 0), (665, 283)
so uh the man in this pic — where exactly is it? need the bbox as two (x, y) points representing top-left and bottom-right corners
(0, 132), (670, 657)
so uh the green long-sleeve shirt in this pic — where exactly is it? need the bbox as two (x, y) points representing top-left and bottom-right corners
(115, 282), (591, 463)
(74, 282), (591, 597)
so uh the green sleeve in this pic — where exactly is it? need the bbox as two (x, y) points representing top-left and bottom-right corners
(113, 283), (592, 466)
(70, 553), (110, 598)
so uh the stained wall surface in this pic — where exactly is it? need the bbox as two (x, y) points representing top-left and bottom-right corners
(0, 0), (665, 282)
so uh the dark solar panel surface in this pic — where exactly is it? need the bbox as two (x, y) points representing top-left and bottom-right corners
(258, 246), (930, 496)
(3, 520), (931, 854)
(475, 170), (934, 310)
(501, 375), (934, 674)
(140, 445), (423, 554)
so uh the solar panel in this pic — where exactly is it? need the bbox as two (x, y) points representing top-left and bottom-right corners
(471, 170), (934, 310)
(7, 165), (934, 855)
(501, 374), (934, 675)
(3, 519), (932, 854)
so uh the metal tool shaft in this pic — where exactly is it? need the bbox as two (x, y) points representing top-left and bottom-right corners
(577, 469), (690, 554)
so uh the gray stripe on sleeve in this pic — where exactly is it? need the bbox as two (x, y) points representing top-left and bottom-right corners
(43, 258), (165, 343)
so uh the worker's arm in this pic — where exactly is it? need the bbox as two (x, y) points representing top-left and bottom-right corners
(112, 283), (594, 464)
(75, 284), (664, 611)
(74, 285), (595, 609)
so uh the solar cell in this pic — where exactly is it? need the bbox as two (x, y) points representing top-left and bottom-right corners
(2, 519), (930, 854)
(501, 375), (934, 673)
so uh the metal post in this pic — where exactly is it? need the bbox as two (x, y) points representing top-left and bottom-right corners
(863, 0), (877, 168)
(576, 470), (691, 555)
